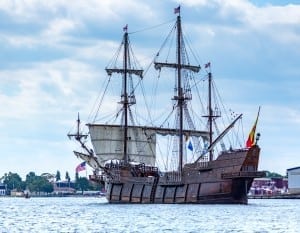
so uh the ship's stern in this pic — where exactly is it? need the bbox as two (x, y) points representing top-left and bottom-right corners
(222, 145), (265, 204)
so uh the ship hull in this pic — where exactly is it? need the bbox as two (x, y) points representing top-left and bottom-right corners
(89, 145), (264, 204)
(106, 179), (252, 204)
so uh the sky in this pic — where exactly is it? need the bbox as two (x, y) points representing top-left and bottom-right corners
(0, 0), (300, 180)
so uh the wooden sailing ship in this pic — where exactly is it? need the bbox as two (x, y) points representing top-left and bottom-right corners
(68, 8), (264, 204)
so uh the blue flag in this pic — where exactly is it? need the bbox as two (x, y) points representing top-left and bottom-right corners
(188, 140), (193, 151)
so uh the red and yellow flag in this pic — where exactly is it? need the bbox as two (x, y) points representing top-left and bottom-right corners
(246, 107), (260, 148)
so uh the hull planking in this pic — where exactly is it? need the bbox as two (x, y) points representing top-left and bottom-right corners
(90, 145), (264, 204)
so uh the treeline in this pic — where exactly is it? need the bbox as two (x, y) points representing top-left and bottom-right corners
(264, 171), (286, 178)
(1, 170), (284, 195)
(0, 170), (102, 195)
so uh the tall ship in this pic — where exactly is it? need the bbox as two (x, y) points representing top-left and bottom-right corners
(68, 8), (265, 204)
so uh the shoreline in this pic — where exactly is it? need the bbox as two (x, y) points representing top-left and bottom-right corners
(249, 194), (300, 199)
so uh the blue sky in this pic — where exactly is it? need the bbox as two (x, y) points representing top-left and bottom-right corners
(1, 0), (300, 179)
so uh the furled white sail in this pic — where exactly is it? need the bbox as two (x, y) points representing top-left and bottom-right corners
(88, 124), (157, 166)
(73, 151), (100, 170)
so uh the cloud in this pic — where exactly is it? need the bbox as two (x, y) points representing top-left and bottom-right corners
(42, 18), (79, 38)
(0, 0), (300, 178)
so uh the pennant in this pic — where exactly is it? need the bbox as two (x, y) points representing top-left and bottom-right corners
(123, 24), (128, 32)
(76, 161), (86, 173)
(246, 107), (260, 148)
(174, 6), (180, 14)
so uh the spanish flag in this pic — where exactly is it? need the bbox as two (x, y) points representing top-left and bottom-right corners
(246, 107), (260, 148)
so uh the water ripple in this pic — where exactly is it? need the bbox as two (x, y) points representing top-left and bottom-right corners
(0, 197), (299, 232)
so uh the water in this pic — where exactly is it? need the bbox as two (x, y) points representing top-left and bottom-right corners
(0, 197), (299, 233)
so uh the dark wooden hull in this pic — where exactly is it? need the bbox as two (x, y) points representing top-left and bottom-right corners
(107, 180), (251, 204)
(92, 145), (264, 204)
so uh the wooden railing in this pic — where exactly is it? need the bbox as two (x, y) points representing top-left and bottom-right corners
(221, 171), (266, 179)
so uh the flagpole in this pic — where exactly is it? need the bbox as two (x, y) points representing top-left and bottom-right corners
(246, 106), (261, 148)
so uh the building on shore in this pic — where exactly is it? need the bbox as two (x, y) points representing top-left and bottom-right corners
(249, 167), (300, 196)
(287, 166), (300, 194)
(10, 189), (25, 197)
(249, 177), (288, 196)
(53, 181), (76, 195)
(0, 183), (6, 196)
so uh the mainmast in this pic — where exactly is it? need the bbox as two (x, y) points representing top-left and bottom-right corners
(123, 31), (129, 163)
(154, 13), (200, 172)
(176, 15), (184, 172)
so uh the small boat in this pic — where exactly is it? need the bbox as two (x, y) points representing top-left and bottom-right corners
(68, 7), (264, 204)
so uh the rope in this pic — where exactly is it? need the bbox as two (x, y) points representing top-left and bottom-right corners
(91, 76), (112, 123)
(129, 18), (175, 35)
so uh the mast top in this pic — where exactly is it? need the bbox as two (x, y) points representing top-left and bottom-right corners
(174, 5), (180, 15)
(123, 24), (128, 33)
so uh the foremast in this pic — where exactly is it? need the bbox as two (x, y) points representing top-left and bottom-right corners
(154, 14), (200, 172)
(105, 27), (143, 164)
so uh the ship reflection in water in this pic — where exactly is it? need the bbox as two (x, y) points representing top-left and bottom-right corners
(0, 197), (299, 232)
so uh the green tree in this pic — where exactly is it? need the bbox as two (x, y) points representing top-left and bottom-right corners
(3, 172), (25, 192)
(76, 177), (89, 194)
(25, 172), (54, 195)
(65, 171), (70, 182)
(55, 170), (61, 181)
(65, 171), (70, 189)
(26, 172), (37, 185)
(41, 173), (55, 181)
(75, 172), (79, 182)
(26, 172), (39, 193)
(265, 171), (283, 178)
(41, 180), (54, 194)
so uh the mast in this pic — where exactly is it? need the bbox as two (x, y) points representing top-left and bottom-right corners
(177, 15), (184, 172)
(208, 72), (213, 161)
(67, 113), (92, 156)
(123, 32), (129, 163)
(203, 70), (220, 161)
(105, 27), (143, 164)
(154, 14), (200, 172)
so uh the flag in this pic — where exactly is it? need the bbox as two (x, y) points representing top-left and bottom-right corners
(205, 62), (210, 68)
(185, 134), (193, 151)
(188, 140), (193, 151)
(246, 107), (261, 148)
(123, 24), (128, 32)
(174, 6), (180, 14)
(76, 161), (86, 173)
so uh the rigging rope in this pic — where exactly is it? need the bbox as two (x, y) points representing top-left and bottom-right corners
(91, 76), (112, 123)
(183, 32), (204, 69)
(128, 18), (175, 35)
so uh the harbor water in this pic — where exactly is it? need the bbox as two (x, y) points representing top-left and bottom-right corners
(0, 197), (299, 233)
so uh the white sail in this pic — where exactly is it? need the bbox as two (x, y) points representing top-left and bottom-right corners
(88, 124), (209, 167)
(73, 151), (100, 170)
(88, 124), (157, 166)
